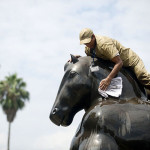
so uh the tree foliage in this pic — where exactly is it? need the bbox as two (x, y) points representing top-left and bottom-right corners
(0, 73), (29, 122)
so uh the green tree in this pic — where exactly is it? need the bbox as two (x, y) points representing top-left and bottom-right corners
(0, 73), (29, 150)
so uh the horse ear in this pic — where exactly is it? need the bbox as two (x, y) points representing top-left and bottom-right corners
(70, 54), (78, 64)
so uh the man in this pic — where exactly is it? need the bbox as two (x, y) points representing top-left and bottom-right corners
(79, 28), (150, 91)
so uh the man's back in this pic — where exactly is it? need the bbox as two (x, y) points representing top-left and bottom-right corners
(85, 35), (140, 67)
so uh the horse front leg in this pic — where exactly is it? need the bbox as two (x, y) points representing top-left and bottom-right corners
(70, 131), (119, 150)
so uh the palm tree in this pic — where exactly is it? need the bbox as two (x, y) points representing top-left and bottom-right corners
(0, 73), (29, 150)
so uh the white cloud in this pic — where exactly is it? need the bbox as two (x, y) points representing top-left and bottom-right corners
(0, 133), (7, 150)
(1, 0), (150, 150)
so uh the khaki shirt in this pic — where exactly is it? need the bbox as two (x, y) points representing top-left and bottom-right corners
(85, 35), (140, 67)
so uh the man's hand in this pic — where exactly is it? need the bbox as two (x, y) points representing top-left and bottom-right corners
(99, 55), (123, 91)
(99, 77), (111, 91)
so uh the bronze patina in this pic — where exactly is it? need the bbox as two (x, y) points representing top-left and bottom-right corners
(50, 55), (150, 150)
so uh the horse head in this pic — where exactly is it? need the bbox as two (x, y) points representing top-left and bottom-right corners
(50, 55), (93, 126)
(50, 55), (147, 127)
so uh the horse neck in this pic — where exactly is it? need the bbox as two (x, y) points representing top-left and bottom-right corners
(84, 76), (104, 111)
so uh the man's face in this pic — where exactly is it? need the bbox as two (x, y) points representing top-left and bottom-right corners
(84, 35), (96, 49)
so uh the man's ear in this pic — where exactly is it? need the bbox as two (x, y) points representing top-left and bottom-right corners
(91, 34), (95, 39)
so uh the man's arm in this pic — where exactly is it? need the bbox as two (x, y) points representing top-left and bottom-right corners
(99, 55), (123, 90)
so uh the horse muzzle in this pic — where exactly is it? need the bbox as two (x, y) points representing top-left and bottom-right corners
(50, 107), (72, 126)
(50, 107), (62, 126)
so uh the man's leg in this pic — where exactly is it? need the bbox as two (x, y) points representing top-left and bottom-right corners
(131, 59), (150, 99)
(132, 59), (150, 89)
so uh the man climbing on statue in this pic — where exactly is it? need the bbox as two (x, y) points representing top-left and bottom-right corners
(76, 28), (150, 93)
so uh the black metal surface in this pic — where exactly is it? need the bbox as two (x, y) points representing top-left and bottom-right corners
(50, 56), (150, 150)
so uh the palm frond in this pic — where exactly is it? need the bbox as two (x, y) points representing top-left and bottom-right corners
(0, 73), (30, 123)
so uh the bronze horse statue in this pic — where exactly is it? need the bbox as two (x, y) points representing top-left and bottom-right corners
(50, 55), (150, 150)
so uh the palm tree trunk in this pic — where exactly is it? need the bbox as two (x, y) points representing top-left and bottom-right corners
(7, 122), (11, 150)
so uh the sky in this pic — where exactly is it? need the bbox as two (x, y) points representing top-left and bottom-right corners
(0, 0), (150, 150)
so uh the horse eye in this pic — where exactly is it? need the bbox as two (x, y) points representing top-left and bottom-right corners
(69, 71), (78, 78)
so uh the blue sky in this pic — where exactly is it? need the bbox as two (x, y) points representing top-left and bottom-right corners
(1, 0), (150, 150)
